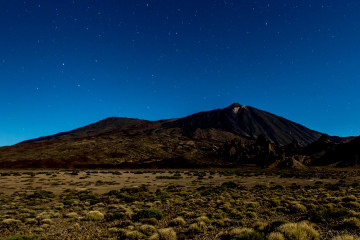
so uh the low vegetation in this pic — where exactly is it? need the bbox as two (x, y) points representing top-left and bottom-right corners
(0, 169), (360, 239)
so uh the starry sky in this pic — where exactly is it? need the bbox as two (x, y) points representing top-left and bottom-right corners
(1, 0), (360, 146)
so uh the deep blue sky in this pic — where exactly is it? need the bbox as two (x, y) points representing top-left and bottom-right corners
(1, 0), (360, 146)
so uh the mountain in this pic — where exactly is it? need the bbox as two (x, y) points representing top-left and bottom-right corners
(0, 103), (353, 168)
(163, 103), (322, 146)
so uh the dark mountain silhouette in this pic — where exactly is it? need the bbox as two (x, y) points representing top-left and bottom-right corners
(328, 135), (356, 144)
(163, 103), (322, 146)
(313, 136), (360, 166)
(20, 117), (149, 144)
(0, 103), (356, 168)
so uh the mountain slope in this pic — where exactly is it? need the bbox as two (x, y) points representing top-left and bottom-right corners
(163, 103), (322, 146)
(20, 117), (150, 144)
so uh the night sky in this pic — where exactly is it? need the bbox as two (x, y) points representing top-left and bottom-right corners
(1, 0), (360, 146)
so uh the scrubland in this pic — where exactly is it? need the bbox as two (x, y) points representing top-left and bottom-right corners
(1, 168), (360, 239)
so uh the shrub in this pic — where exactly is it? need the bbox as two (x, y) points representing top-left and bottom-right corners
(135, 208), (163, 221)
(107, 190), (137, 203)
(78, 192), (100, 205)
(246, 202), (260, 209)
(125, 230), (146, 239)
(196, 215), (211, 223)
(158, 228), (176, 240)
(32, 227), (45, 233)
(213, 218), (232, 227)
(35, 211), (59, 219)
(310, 207), (352, 223)
(188, 221), (207, 234)
(168, 216), (186, 226)
(278, 222), (319, 240)
(332, 234), (360, 240)
(85, 211), (104, 221)
(62, 199), (75, 206)
(24, 218), (37, 224)
(269, 199), (281, 207)
(155, 190), (170, 201)
(149, 234), (159, 240)
(267, 232), (285, 240)
(108, 227), (122, 234)
(267, 220), (289, 233)
(140, 218), (158, 225)
(26, 191), (54, 199)
(345, 201), (360, 209)
(252, 222), (268, 231)
(219, 228), (264, 240)
(65, 212), (78, 218)
(40, 219), (52, 224)
(140, 224), (157, 236)
(115, 228), (140, 239)
(2, 219), (22, 225)
(290, 203), (307, 213)
(111, 228), (145, 239)
(114, 220), (134, 228)
(341, 217), (360, 229)
(342, 196), (358, 203)
(246, 211), (257, 219)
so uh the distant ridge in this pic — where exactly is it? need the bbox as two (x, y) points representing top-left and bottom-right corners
(20, 117), (148, 144)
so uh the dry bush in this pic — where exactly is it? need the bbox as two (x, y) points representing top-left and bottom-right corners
(168, 216), (186, 227)
(85, 210), (104, 221)
(188, 221), (207, 234)
(140, 224), (157, 236)
(149, 228), (176, 240)
(332, 234), (360, 240)
(267, 232), (285, 240)
(278, 222), (319, 240)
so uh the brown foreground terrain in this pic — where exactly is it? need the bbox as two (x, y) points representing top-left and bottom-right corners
(1, 168), (360, 240)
